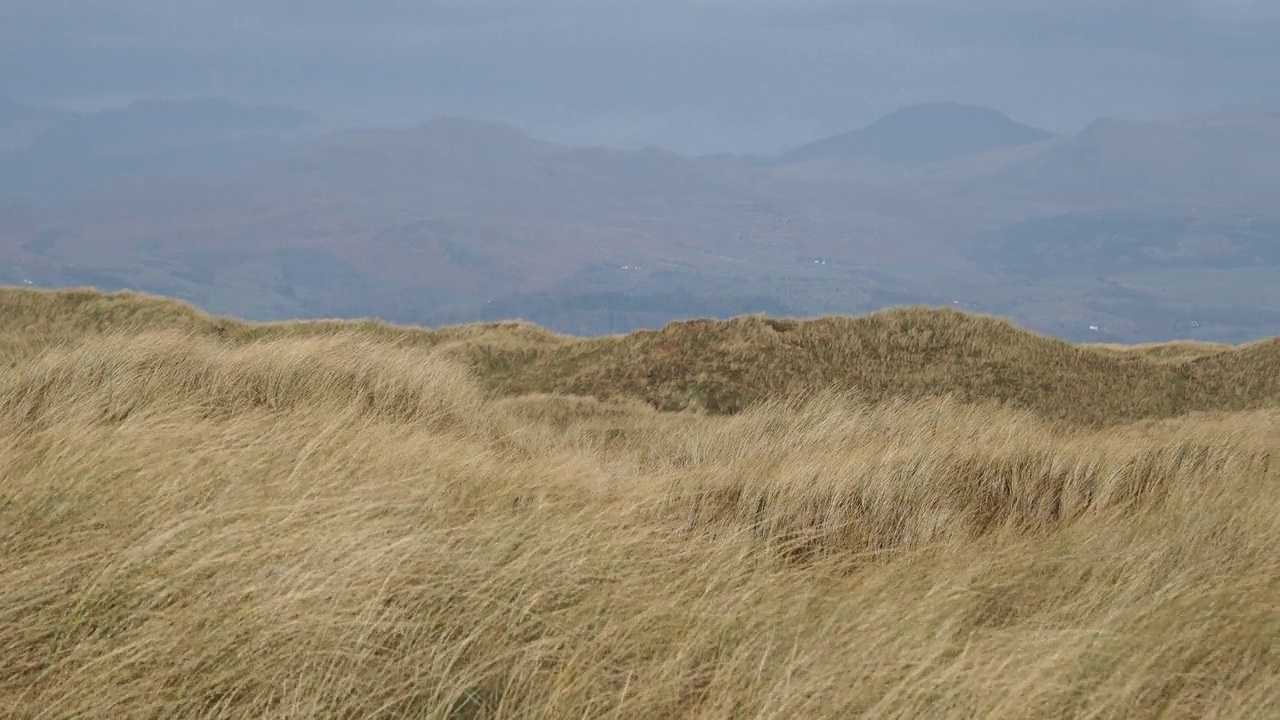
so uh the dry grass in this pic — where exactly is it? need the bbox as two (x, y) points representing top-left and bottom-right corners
(1, 288), (1279, 718)
(1086, 340), (1236, 363)
(4, 287), (1280, 427)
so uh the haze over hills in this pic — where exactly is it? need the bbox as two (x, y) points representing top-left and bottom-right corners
(968, 112), (1280, 210)
(0, 96), (77, 152)
(1, 97), (1278, 343)
(775, 102), (1056, 166)
(0, 97), (319, 198)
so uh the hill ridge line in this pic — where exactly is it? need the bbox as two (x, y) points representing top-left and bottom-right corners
(3, 286), (1277, 426)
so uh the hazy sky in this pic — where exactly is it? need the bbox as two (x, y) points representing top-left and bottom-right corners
(3, 0), (1278, 154)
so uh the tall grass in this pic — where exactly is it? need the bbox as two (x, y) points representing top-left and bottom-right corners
(2, 318), (1277, 718)
(5, 287), (1280, 426)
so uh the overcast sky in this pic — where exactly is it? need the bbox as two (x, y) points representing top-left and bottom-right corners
(2, 0), (1278, 154)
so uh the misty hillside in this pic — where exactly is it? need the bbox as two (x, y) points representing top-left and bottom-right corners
(776, 102), (1056, 165)
(273, 116), (763, 211)
(972, 110), (1280, 209)
(1, 99), (1278, 344)
(0, 98), (317, 197)
(42, 98), (313, 143)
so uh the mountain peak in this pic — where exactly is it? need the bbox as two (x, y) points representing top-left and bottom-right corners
(778, 102), (1055, 165)
(403, 116), (560, 154)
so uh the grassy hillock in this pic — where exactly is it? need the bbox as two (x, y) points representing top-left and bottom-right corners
(4, 287), (1279, 426)
(1, 287), (1277, 718)
(457, 312), (1280, 424)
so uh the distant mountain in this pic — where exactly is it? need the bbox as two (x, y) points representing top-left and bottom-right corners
(0, 98), (317, 198)
(272, 117), (572, 201)
(776, 102), (1055, 165)
(970, 109), (1280, 210)
(0, 114), (801, 325)
(264, 116), (771, 231)
(278, 116), (755, 194)
(3, 101), (1278, 344)
(34, 98), (313, 147)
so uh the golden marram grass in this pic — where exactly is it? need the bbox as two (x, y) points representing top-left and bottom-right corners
(1, 288), (1276, 718)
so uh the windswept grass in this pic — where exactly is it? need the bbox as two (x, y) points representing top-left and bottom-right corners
(4, 287), (1280, 426)
(2, 330), (489, 435)
(1087, 340), (1236, 363)
(1, 288), (1278, 718)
